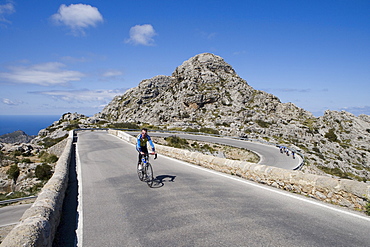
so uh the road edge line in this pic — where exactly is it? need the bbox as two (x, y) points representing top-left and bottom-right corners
(76, 144), (84, 246)
(164, 154), (370, 223)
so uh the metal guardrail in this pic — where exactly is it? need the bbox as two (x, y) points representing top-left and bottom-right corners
(74, 128), (305, 170)
(0, 196), (37, 205)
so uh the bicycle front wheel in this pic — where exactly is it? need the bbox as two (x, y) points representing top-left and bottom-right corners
(145, 163), (154, 187)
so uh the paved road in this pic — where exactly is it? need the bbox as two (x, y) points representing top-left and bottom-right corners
(76, 131), (370, 247)
(127, 131), (301, 169)
(0, 204), (32, 227)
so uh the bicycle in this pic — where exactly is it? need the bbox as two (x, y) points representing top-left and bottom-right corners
(137, 152), (157, 188)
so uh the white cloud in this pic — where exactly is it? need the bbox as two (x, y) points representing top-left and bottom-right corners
(198, 30), (217, 40)
(2, 98), (23, 105)
(0, 1), (15, 25)
(51, 3), (103, 36)
(340, 106), (370, 116)
(0, 62), (85, 86)
(125, 24), (157, 46)
(61, 56), (90, 63)
(102, 70), (123, 77)
(32, 88), (127, 103)
(233, 50), (246, 56)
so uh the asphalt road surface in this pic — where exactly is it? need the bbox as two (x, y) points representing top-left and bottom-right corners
(75, 131), (370, 247)
(0, 204), (32, 227)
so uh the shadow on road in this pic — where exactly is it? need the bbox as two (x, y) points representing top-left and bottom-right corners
(150, 175), (176, 188)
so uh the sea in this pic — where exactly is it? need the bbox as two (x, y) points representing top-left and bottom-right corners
(0, 115), (61, 136)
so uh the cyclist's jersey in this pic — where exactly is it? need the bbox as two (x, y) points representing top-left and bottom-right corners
(136, 133), (155, 152)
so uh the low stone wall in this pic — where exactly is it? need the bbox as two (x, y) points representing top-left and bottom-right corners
(109, 129), (370, 211)
(1, 131), (74, 247)
(47, 137), (68, 157)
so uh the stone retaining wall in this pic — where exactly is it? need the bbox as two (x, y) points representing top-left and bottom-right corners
(1, 131), (74, 247)
(47, 138), (69, 157)
(109, 129), (370, 212)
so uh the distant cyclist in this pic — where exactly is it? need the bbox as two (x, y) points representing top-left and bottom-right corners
(136, 128), (155, 170)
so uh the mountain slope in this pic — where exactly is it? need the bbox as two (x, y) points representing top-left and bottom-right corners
(94, 53), (369, 181)
(97, 53), (313, 130)
(0, 130), (35, 144)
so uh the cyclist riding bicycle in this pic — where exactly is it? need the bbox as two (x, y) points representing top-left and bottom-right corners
(136, 128), (155, 170)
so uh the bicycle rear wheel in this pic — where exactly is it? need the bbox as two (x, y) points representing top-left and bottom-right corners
(145, 163), (154, 187)
(137, 163), (144, 181)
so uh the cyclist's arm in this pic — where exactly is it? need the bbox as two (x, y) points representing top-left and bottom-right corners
(136, 135), (142, 152)
(147, 136), (155, 151)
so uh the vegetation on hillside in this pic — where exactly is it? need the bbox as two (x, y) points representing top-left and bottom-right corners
(159, 135), (259, 163)
(0, 147), (58, 202)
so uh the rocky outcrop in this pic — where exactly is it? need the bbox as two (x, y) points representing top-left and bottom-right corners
(96, 53), (370, 182)
(30, 112), (106, 150)
(0, 142), (49, 193)
(0, 142), (42, 156)
(0, 130), (35, 144)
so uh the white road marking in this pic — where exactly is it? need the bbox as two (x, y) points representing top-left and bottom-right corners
(163, 154), (370, 222)
(76, 144), (84, 247)
(0, 222), (17, 227)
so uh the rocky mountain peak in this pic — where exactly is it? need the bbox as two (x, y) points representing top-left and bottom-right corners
(96, 53), (312, 129)
(172, 53), (237, 82)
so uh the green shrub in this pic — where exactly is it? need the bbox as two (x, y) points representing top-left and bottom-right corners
(108, 122), (140, 129)
(258, 119), (272, 128)
(7, 164), (20, 182)
(141, 123), (161, 130)
(11, 150), (22, 157)
(21, 158), (32, 164)
(183, 127), (200, 133)
(199, 127), (219, 135)
(325, 128), (338, 142)
(44, 154), (58, 163)
(255, 119), (271, 128)
(41, 134), (68, 148)
(64, 123), (80, 131)
(97, 120), (109, 125)
(35, 163), (52, 181)
(180, 112), (190, 119)
(0, 191), (28, 201)
(365, 202), (370, 216)
(201, 144), (216, 153)
(317, 166), (351, 179)
(38, 151), (58, 163)
(165, 136), (189, 149)
(244, 129), (252, 134)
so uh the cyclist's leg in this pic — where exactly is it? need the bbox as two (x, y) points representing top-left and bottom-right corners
(141, 146), (149, 160)
(141, 146), (149, 179)
(136, 146), (142, 163)
(136, 146), (143, 171)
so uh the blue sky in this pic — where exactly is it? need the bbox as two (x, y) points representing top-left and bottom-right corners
(0, 0), (369, 117)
